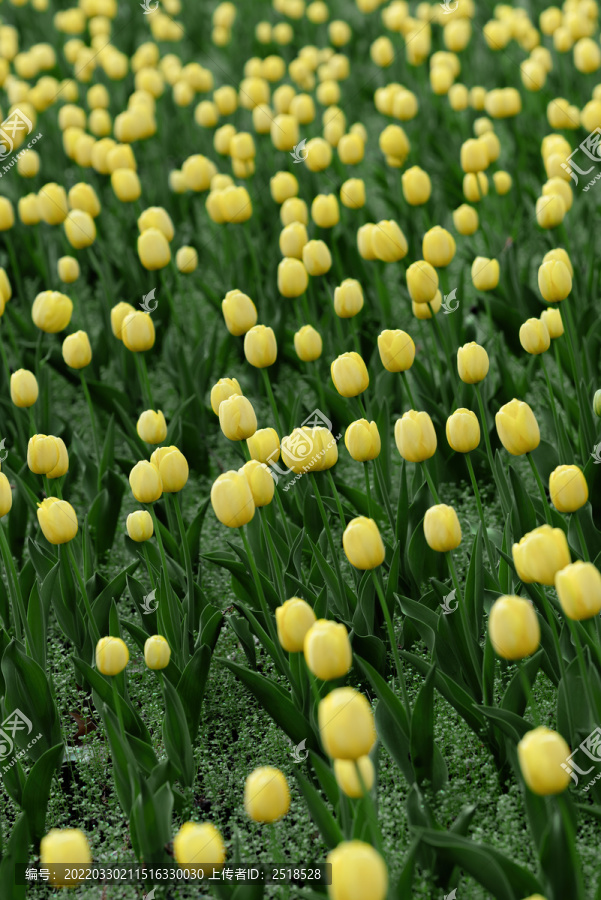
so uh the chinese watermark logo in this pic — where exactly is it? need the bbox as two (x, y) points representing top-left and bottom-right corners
(0, 108), (42, 178)
(441, 589), (458, 615)
(266, 409), (342, 491)
(444, 891), (457, 900)
(291, 738), (308, 763)
(141, 589), (158, 614)
(0, 438), (7, 463)
(561, 127), (601, 191)
(591, 443), (601, 464)
(290, 139), (308, 164)
(439, 0), (458, 13)
(0, 709), (42, 771)
(560, 725), (601, 790)
(140, 0), (159, 13)
(441, 288), (459, 314)
(140, 288), (158, 313)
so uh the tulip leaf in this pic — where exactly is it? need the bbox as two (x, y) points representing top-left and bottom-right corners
(410, 664), (436, 787)
(393, 837), (419, 899)
(396, 594), (437, 651)
(130, 778), (174, 867)
(177, 644), (213, 742)
(26, 582), (45, 669)
(1, 754), (25, 807)
(20, 743), (64, 842)
(308, 751), (339, 807)
(72, 657), (152, 744)
(509, 465), (537, 536)
(27, 538), (56, 582)
(1, 640), (62, 762)
(127, 573), (158, 634)
(493, 451), (513, 519)
(96, 697), (139, 817)
(332, 479), (385, 520)
(539, 805), (584, 900)
(0, 813), (29, 900)
(227, 614), (257, 669)
(219, 657), (317, 750)
(479, 706), (531, 742)
(500, 650), (543, 716)
(292, 769), (344, 849)
(464, 527), (484, 637)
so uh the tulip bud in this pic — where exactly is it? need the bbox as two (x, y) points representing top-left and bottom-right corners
(422, 226), (456, 267)
(150, 446), (189, 493)
(334, 756), (375, 798)
(495, 399), (540, 455)
(594, 389), (601, 418)
(305, 137), (333, 172)
(327, 841), (388, 900)
(457, 342), (489, 383)
(243, 324), (277, 369)
(543, 247), (573, 277)
(111, 168), (142, 202)
(211, 470), (255, 527)
(57, 256), (80, 284)
(176, 246), (198, 273)
(541, 308), (563, 339)
(555, 561), (601, 620)
(536, 194), (565, 229)
(96, 636), (129, 675)
(345, 419), (381, 462)
(357, 223), (377, 260)
(281, 427), (338, 474)
(517, 727), (572, 795)
(512, 524), (571, 585)
(0, 473), (12, 517)
(40, 829), (92, 886)
(333, 279), (363, 318)
(110, 302), (136, 340)
(47, 437), (69, 479)
(38, 182), (69, 224)
(302, 239), (332, 276)
(247, 427), (280, 464)
(489, 595), (540, 659)
(446, 408), (480, 453)
(137, 227), (171, 270)
(219, 395), (257, 441)
(318, 687), (376, 759)
(122, 312), (155, 352)
(304, 619), (352, 680)
(402, 165), (432, 205)
(342, 516), (385, 569)
(126, 509), (154, 542)
(463, 172), (489, 202)
(137, 409), (167, 444)
(331, 351), (369, 397)
(28, 434), (60, 475)
(424, 504), (462, 552)
(394, 410), (437, 462)
(549, 464), (588, 513)
(519, 317), (550, 355)
(276, 597), (316, 652)
(62, 330), (92, 369)
(37, 497), (78, 544)
(294, 324), (322, 361)
(64, 209), (96, 249)
(279, 222), (308, 259)
(220, 289), (257, 336)
(372, 220), (408, 262)
(537, 259), (572, 303)
(453, 203), (479, 235)
(19, 194), (42, 226)
(32, 290), (73, 333)
(239, 460), (274, 507)
(10, 369), (38, 407)
(173, 822), (226, 869)
(278, 257), (309, 297)
(460, 137), (489, 173)
(493, 170), (512, 194)
(144, 634), (171, 669)
(406, 260), (439, 304)
(270, 171), (298, 203)
(270, 114), (299, 151)
(311, 193), (339, 228)
(340, 177), (366, 209)
(129, 460), (163, 503)
(377, 330), (415, 372)
(244, 766), (290, 822)
(471, 257), (499, 291)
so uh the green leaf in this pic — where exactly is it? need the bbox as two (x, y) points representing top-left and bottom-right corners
(410, 665), (436, 788)
(72, 657), (152, 744)
(539, 805), (584, 900)
(97, 697), (139, 817)
(162, 677), (196, 787)
(20, 743), (64, 842)
(26, 582), (46, 668)
(1, 641), (62, 762)
(500, 650), (543, 716)
(0, 813), (29, 900)
(292, 769), (343, 849)
(177, 645), (213, 742)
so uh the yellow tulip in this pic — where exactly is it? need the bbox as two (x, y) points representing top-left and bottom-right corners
(340, 177), (365, 209)
(377, 330), (415, 372)
(27, 434), (60, 475)
(173, 822), (226, 869)
(47, 438), (69, 479)
(304, 619), (352, 680)
(424, 504), (462, 552)
(318, 687), (376, 759)
(512, 525), (571, 586)
(453, 203), (479, 235)
(538, 260), (572, 302)
(536, 194), (565, 229)
(457, 342), (489, 384)
(211, 470), (255, 527)
(110, 302), (136, 340)
(294, 325), (322, 361)
(176, 246), (198, 273)
(247, 428), (280, 464)
(111, 168), (142, 202)
(221, 289), (257, 336)
(239, 460), (274, 507)
(327, 841), (387, 900)
(276, 598), (316, 652)
(402, 165), (431, 205)
(541, 308), (563, 339)
(40, 829), (91, 887)
(279, 222), (308, 260)
(422, 226), (456, 267)
(136, 409), (167, 444)
(555, 561), (601, 620)
(471, 257), (499, 291)
(371, 220), (408, 262)
(122, 312), (155, 352)
(549, 465), (588, 512)
(244, 325), (277, 368)
(244, 767), (290, 822)
(144, 634), (171, 669)
(281, 427), (338, 474)
(38, 182), (68, 224)
(311, 193), (339, 228)
(333, 756), (375, 798)
(270, 171), (298, 203)
(137, 228), (171, 270)
(394, 410), (437, 462)
(64, 209), (96, 248)
(126, 510), (154, 542)
(345, 419), (381, 462)
(519, 318), (550, 355)
(446, 408), (480, 453)
(96, 636), (129, 675)
(543, 247), (573, 277)
(493, 170), (512, 194)
(331, 351), (369, 397)
(342, 517), (385, 569)
(489, 595), (540, 659)
(406, 260), (439, 304)
(495, 399), (540, 455)
(517, 727), (572, 795)
(333, 279), (363, 318)
(302, 240), (332, 275)
(32, 290), (73, 333)
(62, 330), (92, 369)
(0, 473), (13, 517)
(10, 369), (38, 407)
(150, 446), (189, 493)
(278, 257), (309, 297)
(129, 460), (163, 503)
(210, 377), (242, 415)
(58, 256), (80, 283)
(219, 395), (257, 441)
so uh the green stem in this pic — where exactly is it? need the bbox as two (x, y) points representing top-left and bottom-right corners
(134, 353), (154, 409)
(447, 550), (481, 688)
(474, 384), (495, 477)
(111, 677), (127, 737)
(402, 372), (417, 408)
(364, 463), (372, 519)
(172, 494), (195, 644)
(540, 353), (563, 457)
(567, 618), (600, 721)
(372, 569), (410, 711)
(422, 461), (440, 504)
(261, 367), (283, 436)
(67, 542), (100, 644)
(573, 514), (590, 562)
(516, 659), (540, 725)
(80, 372), (101, 488)
(0, 523), (32, 648)
(273, 487), (292, 546)
(527, 453), (553, 525)
(310, 474), (351, 617)
(465, 454), (496, 572)
(326, 469), (346, 535)
(240, 526), (289, 674)
(373, 457), (395, 533)
(148, 505), (184, 660)
(260, 509), (286, 602)
(353, 759), (384, 855)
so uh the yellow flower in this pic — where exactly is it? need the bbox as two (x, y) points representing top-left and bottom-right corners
(0, 473), (13, 518)
(10, 369), (38, 407)
(38, 182), (69, 224)
(279, 222), (308, 259)
(549, 465), (588, 512)
(176, 245), (198, 273)
(222, 289), (257, 336)
(150, 446), (189, 493)
(62, 330), (92, 369)
(495, 399), (540, 455)
(555, 561), (601, 620)
(424, 504), (462, 552)
(489, 595), (540, 659)
(394, 410), (437, 462)
(137, 228), (171, 270)
(518, 727), (572, 795)
(537, 260), (572, 302)
(144, 634), (171, 669)
(173, 822), (226, 870)
(377, 330), (415, 372)
(47, 438), (69, 479)
(244, 325), (277, 368)
(340, 178), (365, 209)
(111, 168), (142, 202)
(327, 841), (388, 900)
(96, 636), (129, 675)
(536, 194), (566, 229)
(40, 829), (92, 887)
(37, 498), (78, 544)
(406, 260), (439, 304)
(543, 247), (573, 277)
(126, 510), (154, 542)
(129, 460), (163, 503)
(32, 290), (73, 333)
(238, 460), (274, 507)
(318, 687), (376, 759)
(371, 220), (408, 262)
(331, 352), (369, 397)
(311, 193), (339, 228)
(278, 257), (309, 297)
(211, 470), (255, 527)
(270, 114), (299, 151)
(333, 756), (375, 798)
(294, 325), (322, 361)
(342, 517), (385, 569)
(512, 524), (571, 586)
(219, 395), (257, 441)
(463, 171), (489, 202)
(111, 302), (136, 340)
(276, 598), (316, 652)
(471, 257), (499, 291)
(302, 240), (332, 276)
(541, 308), (563, 338)
(64, 209), (96, 248)
(457, 342), (489, 383)
(402, 165), (431, 205)
(281, 427), (338, 474)
(28, 434), (60, 475)
(493, 170), (512, 194)
(334, 279), (363, 318)
(519, 318), (550, 355)
(304, 619), (352, 680)
(247, 428), (280, 464)
(58, 256), (80, 283)
(244, 767), (290, 822)
(422, 226), (456, 267)
(136, 409), (167, 444)
(122, 311), (155, 352)
(210, 378), (242, 415)
(446, 408), (480, 453)
(452, 203), (479, 235)
(345, 419), (381, 462)
(270, 171), (298, 203)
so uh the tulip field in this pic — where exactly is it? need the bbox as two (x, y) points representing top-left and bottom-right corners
(3, 0), (601, 897)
